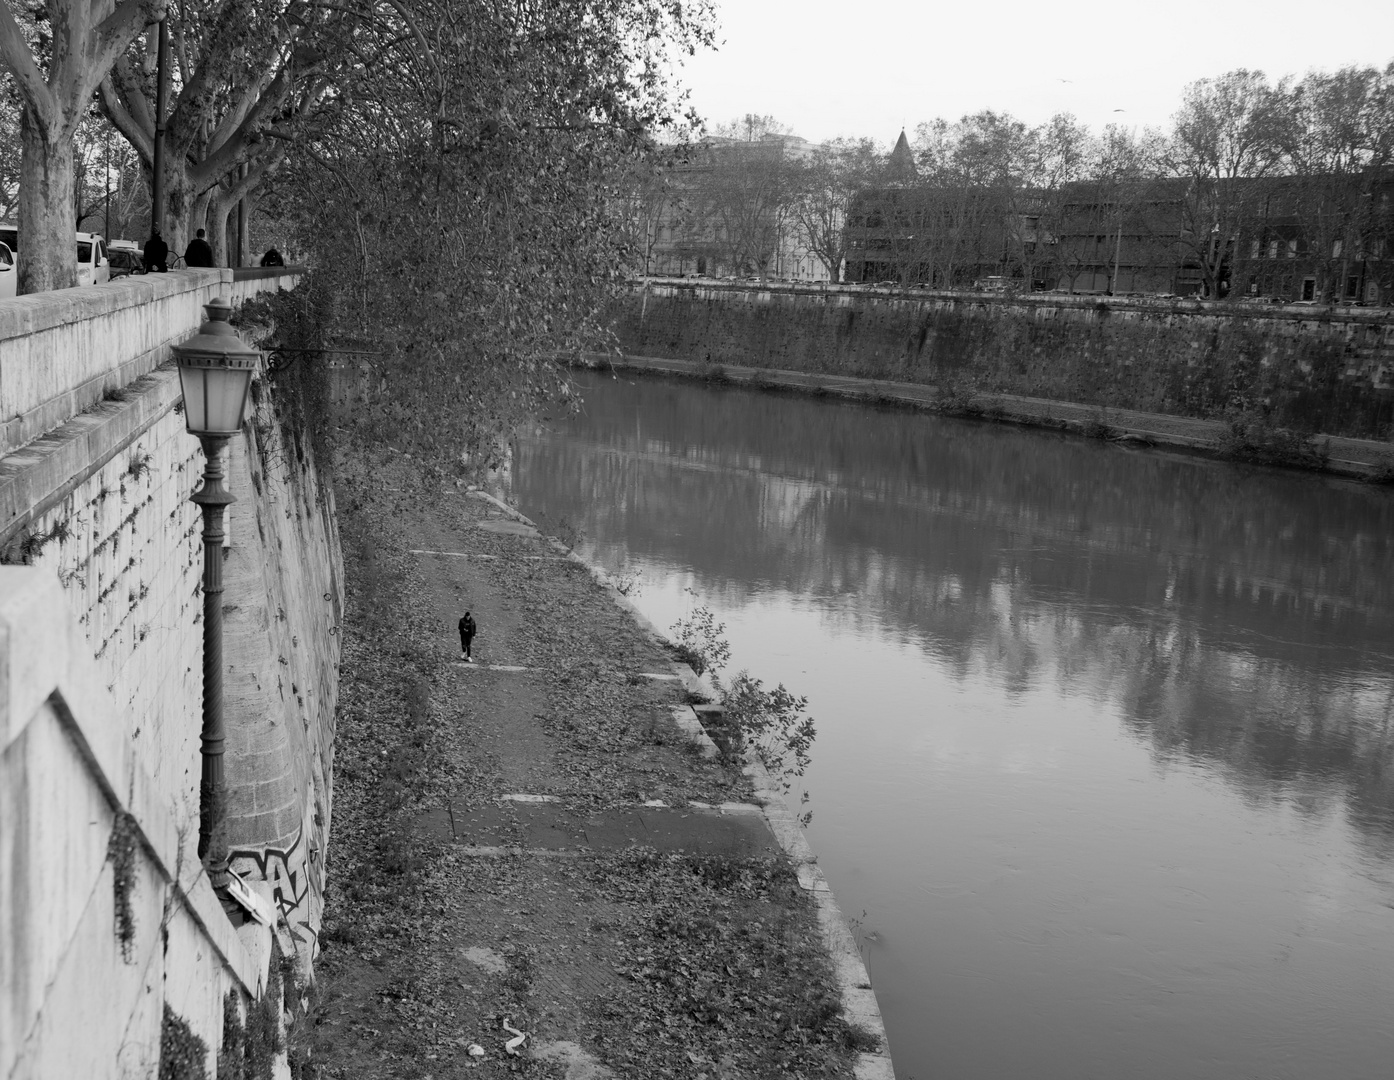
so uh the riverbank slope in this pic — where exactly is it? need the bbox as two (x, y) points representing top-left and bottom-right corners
(304, 446), (890, 1079)
(609, 280), (1394, 478)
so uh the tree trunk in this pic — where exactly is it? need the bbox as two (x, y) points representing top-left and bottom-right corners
(209, 185), (235, 267)
(157, 158), (196, 257)
(18, 107), (77, 294)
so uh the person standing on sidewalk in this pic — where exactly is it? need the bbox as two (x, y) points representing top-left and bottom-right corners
(184, 228), (215, 267)
(458, 610), (477, 662)
(144, 226), (168, 272)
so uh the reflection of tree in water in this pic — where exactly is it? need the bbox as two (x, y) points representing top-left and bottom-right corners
(517, 372), (1394, 840)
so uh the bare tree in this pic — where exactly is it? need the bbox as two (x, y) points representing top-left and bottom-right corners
(1161, 69), (1290, 297)
(691, 114), (797, 279)
(787, 137), (880, 282)
(1279, 64), (1394, 301)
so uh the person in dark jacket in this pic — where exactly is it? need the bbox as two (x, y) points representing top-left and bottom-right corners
(458, 611), (477, 662)
(144, 226), (168, 273)
(261, 246), (284, 267)
(184, 228), (214, 267)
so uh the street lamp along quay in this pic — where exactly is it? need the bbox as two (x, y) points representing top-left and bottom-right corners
(172, 296), (260, 906)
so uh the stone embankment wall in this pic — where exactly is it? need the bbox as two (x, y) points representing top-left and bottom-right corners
(613, 281), (1394, 438)
(0, 269), (342, 1078)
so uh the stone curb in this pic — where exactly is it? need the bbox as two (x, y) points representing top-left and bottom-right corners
(460, 486), (895, 1077)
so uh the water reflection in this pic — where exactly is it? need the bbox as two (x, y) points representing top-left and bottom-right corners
(518, 373), (1394, 847)
(514, 370), (1394, 1078)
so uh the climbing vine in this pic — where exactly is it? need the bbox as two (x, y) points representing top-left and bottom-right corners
(159, 1004), (209, 1080)
(106, 808), (140, 963)
(216, 943), (285, 1080)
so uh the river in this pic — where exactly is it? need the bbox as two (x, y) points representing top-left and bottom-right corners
(511, 368), (1394, 1080)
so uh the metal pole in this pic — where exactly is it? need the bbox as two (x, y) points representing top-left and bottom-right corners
(152, 19), (168, 235)
(193, 435), (235, 892)
(1111, 204), (1124, 296)
(236, 163), (247, 268)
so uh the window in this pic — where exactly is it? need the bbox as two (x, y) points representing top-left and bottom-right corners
(1287, 239), (1298, 258)
(77, 242), (92, 261)
(1345, 276), (1359, 298)
(1268, 239), (1279, 258)
(1302, 277), (1316, 301)
(1332, 239), (1343, 258)
(1249, 239), (1260, 259)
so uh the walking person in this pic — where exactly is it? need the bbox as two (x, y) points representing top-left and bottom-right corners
(458, 610), (477, 662)
(184, 227), (215, 267)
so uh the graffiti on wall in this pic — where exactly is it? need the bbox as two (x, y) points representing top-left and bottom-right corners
(228, 793), (323, 945)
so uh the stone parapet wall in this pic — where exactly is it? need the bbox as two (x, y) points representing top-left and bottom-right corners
(0, 270), (340, 1075)
(0, 269), (301, 454)
(613, 281), (1394, 438)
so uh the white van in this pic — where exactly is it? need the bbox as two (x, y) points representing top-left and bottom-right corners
(76, 232), (110, 286)
(0, 223), (111, 288)
(0, 242), (15, 299)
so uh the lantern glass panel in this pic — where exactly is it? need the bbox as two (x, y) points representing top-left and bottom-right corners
(178, 365), (253, 436)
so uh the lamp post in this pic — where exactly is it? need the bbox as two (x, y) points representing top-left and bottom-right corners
(172, 297), (259, 895)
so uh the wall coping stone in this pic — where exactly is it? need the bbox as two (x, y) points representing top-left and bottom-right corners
(0, 270), (304, 341)
(0, 269), (302, 456)
(629, 277), (1393, 326)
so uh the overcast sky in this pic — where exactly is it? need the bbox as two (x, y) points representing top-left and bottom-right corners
(675, 0), (1394, 147)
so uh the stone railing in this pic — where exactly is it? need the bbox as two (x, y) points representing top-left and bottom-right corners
(0, 268), (301, 455)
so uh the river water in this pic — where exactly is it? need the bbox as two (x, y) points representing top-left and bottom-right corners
(511, 369), (1394, 1080)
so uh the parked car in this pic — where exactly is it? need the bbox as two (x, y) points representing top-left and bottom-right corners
(0, 241), (15, 299)
(76, 232), (110, 286)
(107, 240), (144, 279)
(0, 223), (113, 288)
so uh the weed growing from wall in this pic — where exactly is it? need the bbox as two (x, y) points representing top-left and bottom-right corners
(106, 808), (140, 962)
(126, 451), (153, 481)
(159, 1003), (209, 1080)
(234, 281), (335, 495)
(216, 947), (283, 1080)
(670, 606), (816, 822)
(669, 605), (730, 677)
(721, 672), (816, 806)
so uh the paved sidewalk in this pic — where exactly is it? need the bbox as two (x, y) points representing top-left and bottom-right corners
(309, 456), (893, 1079)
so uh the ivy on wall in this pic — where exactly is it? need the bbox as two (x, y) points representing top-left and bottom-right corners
(106, 808), (139, 963)
(159, 1004), (209, 1080)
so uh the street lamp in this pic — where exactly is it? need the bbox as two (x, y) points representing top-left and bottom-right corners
(172, 296), (259, 896)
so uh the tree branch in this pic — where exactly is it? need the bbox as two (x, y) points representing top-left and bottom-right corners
(99, 71), (155, 164)
(0, 4), (56, 128)
(86, 0), (168, 102)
